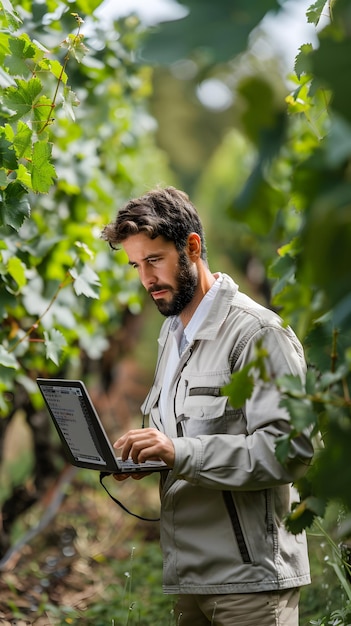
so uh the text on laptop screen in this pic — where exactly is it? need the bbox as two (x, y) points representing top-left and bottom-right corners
(41, 384), (107, 466)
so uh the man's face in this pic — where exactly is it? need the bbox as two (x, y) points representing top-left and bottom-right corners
(122, 233), (198, 317)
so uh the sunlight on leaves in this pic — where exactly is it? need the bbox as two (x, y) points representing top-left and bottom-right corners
(70, 263), (101, 299)
(43, 328), (67, 365)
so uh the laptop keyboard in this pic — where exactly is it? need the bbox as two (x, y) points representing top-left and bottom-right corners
(117, 457), (166, 471)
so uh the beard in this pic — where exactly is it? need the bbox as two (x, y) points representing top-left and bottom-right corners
(149, 251), (198, 317)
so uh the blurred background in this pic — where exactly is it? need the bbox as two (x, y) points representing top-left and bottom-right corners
(1, 0), (351, 624)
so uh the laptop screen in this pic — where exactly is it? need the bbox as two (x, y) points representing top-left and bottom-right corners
(39, 381), (108, 467)
(37, 378), (168, 474)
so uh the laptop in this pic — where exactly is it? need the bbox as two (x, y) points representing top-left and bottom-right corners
(37, 378), (168, 474)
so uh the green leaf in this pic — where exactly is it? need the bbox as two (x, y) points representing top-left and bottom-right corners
(70, 263), (101, 299)
(231, 175), (286, 235)
(0, 0), (22, 30)
(294, 43), (313, 79)
(0, 133), (17, 169)
(0, 284), (17, 321)
(311, 37), (351, 124)
(75, 0), (103, 13)
(43, 329), (67, 366)
(275, 434), (291, 465)
(31, 141), (57, 192)
(60, 34), (89, 63)
(0, 65), (16, 87)
(3, 77), (42, 120)
(279, 397), (316, 433)
(222, 363), (254, 408)
(299, 180), (351, 309)
(0, 170), (7, 186)
(7, 256), (26, 288)
(306, 0), (328, 26)
(32, 94), (54, 128)
(269, 254), (296, 297)
(276, 374), (304, 396)
(0, 181), (31, 229)
(285, 498), (323, 534)
(10, 120), (32, 159)
(5, 34), (36, 77)
(237, 76), (283, 145)
(62, 86), (80, 121)
(39, 58), (67, 83)
(0, 345), (19, 368)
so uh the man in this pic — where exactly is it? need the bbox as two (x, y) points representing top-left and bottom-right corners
(101, 186), (313, 626)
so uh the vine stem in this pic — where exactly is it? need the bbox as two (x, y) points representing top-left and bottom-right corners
(8, 271), (74, 354)
(37, 15), (84, 135)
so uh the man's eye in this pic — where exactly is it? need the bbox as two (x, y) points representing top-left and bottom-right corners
(148, 258), (161, 265)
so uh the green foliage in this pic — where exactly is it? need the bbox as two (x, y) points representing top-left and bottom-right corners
(222, 340), (268, 408)
(147, 0), (351, 543)
(142, 0), (283, 65)
(2, 1), (351, 621)
(0, 0), (172, 415)
(224, 1), (351, 538)
(306, 0), (328, 26)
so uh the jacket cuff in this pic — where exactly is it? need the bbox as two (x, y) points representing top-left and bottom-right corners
(172, 436), (203, 484)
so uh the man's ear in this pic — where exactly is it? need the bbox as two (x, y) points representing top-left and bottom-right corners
(187, 233), (201, 259)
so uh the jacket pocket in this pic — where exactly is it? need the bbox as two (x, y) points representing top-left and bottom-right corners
(179, 391), (231, 436)
(222, 491), (252, 564)
(179, 389), (245, 437)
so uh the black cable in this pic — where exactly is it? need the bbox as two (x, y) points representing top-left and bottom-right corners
(99, 472), (160, 522)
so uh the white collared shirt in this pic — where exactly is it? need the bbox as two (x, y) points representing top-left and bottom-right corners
(159, 273), (223, 424)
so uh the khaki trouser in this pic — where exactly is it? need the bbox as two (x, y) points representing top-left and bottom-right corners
(174, 588), (300, 626)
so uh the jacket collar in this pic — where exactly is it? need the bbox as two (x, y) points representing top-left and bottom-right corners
(158, 273), (238, 346)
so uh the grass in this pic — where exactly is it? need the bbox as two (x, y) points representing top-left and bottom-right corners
(300, 505), (351, 626)
(1, 454), (350, 625)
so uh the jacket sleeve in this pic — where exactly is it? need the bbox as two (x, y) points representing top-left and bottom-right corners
(171, 325), (314, 490)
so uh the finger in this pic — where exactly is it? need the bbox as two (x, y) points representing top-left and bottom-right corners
(131, 472), (151, 480)
(131, 442), (162, 464)
(113, 432), (131, 449)
(113, 473), (130, 482)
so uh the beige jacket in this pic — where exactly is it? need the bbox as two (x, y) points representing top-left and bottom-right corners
(142, 273), (313, 594)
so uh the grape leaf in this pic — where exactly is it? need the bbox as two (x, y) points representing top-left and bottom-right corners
(279, 397), (316, 433)
(3, 77), (42, 120)
(285, 497), (325, 534)
(222, 363), (254, 409)
(62, 86), (80, 121)
(0, 0), (22, 30)
(70, 263), (101, 299)
(306, 0), (328, 26)
(31, 141), (57, 192)
(11, 121), (32, 159)
(294, 43), (313, 79)
(43, 329), (67, 366)
(6, 34), (36, 77)
(0, 181), (31, 229)
(0, 345), (19, 368)
(7, 256), (27, 289)
(0, 133), (17, 169)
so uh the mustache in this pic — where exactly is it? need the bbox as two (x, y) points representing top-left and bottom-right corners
(148, 284), (173, 295)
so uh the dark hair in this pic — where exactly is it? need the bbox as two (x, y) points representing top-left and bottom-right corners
(101, 186), (207, 261)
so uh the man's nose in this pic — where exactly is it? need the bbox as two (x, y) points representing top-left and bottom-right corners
(139, 264), (157, 289)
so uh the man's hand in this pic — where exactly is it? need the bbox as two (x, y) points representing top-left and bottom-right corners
(112, 428), (175, 482)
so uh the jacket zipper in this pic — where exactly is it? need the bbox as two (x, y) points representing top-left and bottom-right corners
(222, 491), (252, 564)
